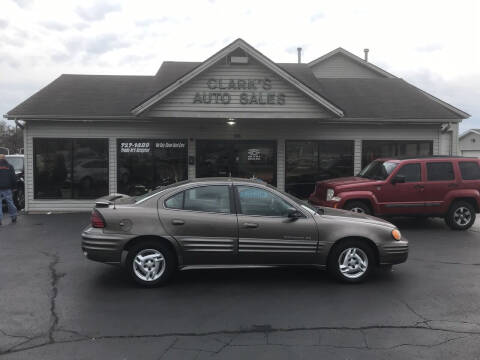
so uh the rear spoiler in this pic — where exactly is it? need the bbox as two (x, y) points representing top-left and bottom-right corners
(95, 193), (130, 208)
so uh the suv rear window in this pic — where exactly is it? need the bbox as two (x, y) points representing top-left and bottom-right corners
(426, 162), (454, 181)
(459, 162), (480, 180)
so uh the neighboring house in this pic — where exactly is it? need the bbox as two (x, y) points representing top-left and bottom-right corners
(459, 129), (480, 157)
(5, 38), (470, 212)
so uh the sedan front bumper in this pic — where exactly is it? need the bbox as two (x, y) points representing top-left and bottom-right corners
(378, 240), (409, 265)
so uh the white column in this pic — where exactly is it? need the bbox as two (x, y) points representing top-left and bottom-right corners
(277, 138), (285, 191)
(354, 139), (362, 174)
(109, 137), (117, 194)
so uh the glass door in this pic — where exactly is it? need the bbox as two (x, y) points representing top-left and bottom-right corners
(196, 140), (277, 185)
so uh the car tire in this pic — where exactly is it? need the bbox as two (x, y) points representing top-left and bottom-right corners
(445, 201), (476, 231)
(328, 239), (375, 283)
(15, 187), (25, 210)
(126, 241), (176, 287)
(343, 201), (371, 215)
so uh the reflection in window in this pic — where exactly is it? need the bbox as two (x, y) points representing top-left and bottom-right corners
(184, 186), (231, 213)
(117, 139), (188, 196)
(196, 140), (277, 185)
(362, 140), (433, 168)
(237, 186), (292, 217)
(285, 140), (354, 198)
(34, 138), (108, 199)
(396, 163), (421, 182)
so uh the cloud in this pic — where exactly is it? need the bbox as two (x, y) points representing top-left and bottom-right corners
(11, 0), (32, 8)
(64, 33), (130, 56)
(135, 17), (170, 27)
(310, 12), (324, 22)
(416, 43), (443, 52)
(76, 1), (121, 22)
(0, 19), (8, 29)
(39, 20), (69, 31)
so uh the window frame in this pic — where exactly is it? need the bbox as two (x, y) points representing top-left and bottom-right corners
(426, 161), (456, 182)
(162, 184), (235, 215)
(33, 137), (109, 200)
(233, 184), (306, 219)
(458, 161), (480, 181)
(394, 163), (422, 183)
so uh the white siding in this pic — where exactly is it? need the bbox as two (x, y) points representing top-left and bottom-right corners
(148, 60), (331, 119)
(310, 54), (386, 79)
(459, 132), (480, 153)
(24, 120), (442, 212)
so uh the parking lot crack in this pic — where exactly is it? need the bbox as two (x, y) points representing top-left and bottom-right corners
(42, 252), (62, 344)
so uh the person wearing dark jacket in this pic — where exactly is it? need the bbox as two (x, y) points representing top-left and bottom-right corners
(0, 154), (18, 225)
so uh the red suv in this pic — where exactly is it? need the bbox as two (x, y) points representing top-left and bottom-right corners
(309, 157), (480, 230)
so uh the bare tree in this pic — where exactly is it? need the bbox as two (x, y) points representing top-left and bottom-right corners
(0, 120), (23, 154)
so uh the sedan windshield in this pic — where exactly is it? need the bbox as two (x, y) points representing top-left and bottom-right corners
(6, 157), (23, 172)
(358, 160), (398, 180)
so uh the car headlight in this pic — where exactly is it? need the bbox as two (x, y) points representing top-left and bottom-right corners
(326, 188), (334, 201)
(391, 229), (402, 241)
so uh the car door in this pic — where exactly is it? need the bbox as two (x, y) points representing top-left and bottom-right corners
(234, 184), (318, 265)
(424, 161), (457, 213)
(377, 162), (427, 215)
(158, 184), (238, 265)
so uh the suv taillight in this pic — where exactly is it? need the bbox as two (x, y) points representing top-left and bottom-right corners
(91, 210), (106, 228)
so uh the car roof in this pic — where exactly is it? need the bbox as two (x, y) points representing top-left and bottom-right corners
(375, 156), (479, 162)
(190, 177), (267, 185)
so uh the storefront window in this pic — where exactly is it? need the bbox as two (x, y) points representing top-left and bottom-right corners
(196, 140), (277, 185)
(34, 138), (108, 199)
(117, 139), (188, 196)
(285, 140), (354, 198)
(362, 140), (433, 168)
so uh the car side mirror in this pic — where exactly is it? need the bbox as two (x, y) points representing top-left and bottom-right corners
(392, 175), (406, 184)
(287, 208), (303, 219)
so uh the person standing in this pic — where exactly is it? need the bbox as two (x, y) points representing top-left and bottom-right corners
(0, 154), (18, 225)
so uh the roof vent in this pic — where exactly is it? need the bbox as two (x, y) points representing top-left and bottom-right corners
(364, 48), (369, 62)
(230, 56), (249, 64)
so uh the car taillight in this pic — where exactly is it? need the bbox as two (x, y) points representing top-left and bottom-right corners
(91, 210), (106, 228)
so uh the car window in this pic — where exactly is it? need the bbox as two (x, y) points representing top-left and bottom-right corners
(164, 191), (184, 209)
(396, 163), (421, 182)
(183, 185), (231, 213)
(358, 160), (398, 180)
(237, 186), (293, 217)
(459, 162), (480, 180)
(426, 162), (455, 181)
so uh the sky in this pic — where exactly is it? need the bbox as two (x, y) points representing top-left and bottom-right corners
(1, 0), (479, 132)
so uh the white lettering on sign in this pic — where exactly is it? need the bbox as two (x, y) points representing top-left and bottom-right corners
(247, 148), (261, 161)
(120, 142), (151, 153)
(155, 142), (186, 149)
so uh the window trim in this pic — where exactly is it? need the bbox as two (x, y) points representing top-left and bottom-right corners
(234, 184), (307, 219)
(162, 184), (235, 215)
(33, 137), (109, 200)
(458, 161), (480, 181)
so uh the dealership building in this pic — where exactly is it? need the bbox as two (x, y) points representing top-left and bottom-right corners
(5, 39), (469, 212)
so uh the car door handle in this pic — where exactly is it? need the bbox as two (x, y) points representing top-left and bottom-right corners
(414, 184), (425, 189)
(448, 183), (459, 188)
(171, 219), (185, 225)
(242, 222), (259, 229)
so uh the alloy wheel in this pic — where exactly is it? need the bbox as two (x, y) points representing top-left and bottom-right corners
(453, 207), (472, 226)
(350, 207), (365, 214)
(133, 249), (166, 282)
(338, 247), (369, 279)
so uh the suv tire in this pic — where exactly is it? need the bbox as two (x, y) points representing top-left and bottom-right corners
(445, 201), (476, 231)
(344, 201), (371, 215)
(328, 239), (375, 283)
(126, 241), (176, 287)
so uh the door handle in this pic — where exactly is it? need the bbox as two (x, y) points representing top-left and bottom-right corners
(448, 183), (459, 188)
(414, 184), (425, 190)
(171, 219), (185, 225)
(243, 222), (259, 229)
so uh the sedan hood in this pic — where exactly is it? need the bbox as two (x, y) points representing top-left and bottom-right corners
(320, 206), (394, 228)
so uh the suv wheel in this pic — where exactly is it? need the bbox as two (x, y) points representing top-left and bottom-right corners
(328, 239), (375, 283)
(445, 201), (476, 230)
(126, 241), (176, 287)
(344, 201), (371, 215)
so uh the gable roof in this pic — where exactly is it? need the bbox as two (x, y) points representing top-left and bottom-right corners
(308, 47), (396, 78)
(131, 38), (344, 117)
(459, 129), (480, 139)
(5, 42), (469, 122)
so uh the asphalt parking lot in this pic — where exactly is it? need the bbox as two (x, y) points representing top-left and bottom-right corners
(1, 213), (480, 359)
